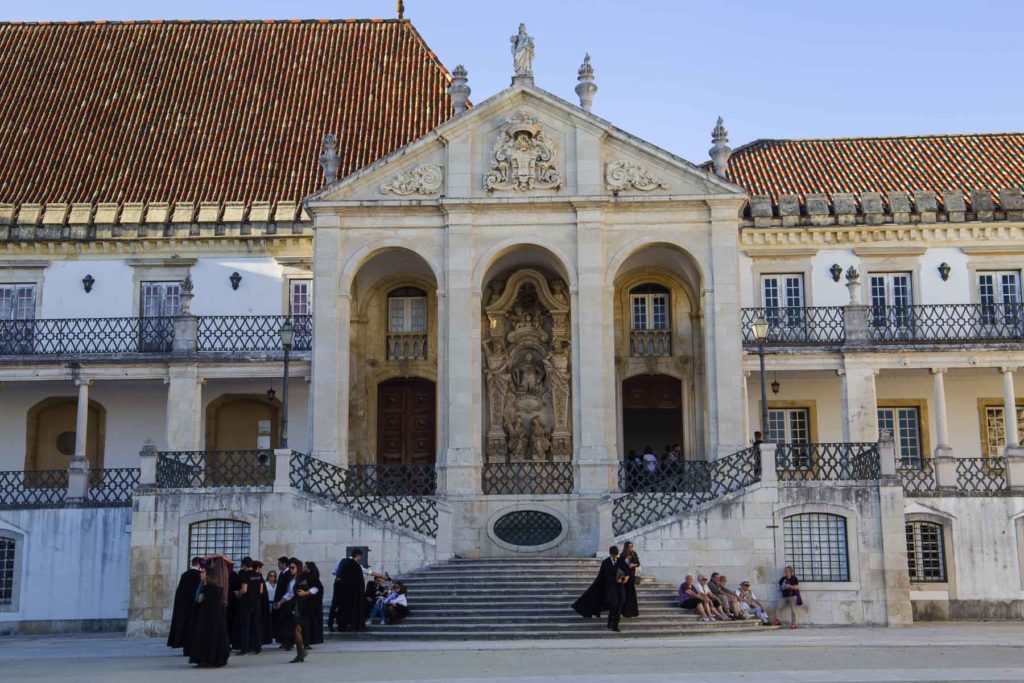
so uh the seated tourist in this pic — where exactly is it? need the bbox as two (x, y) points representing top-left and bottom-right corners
(678, 574), (713, 622)
(383, 582), (409, 625)
(694, 574), (729, 621)
(717, 575), (749, 619)
(707, 572), (740, 618)
(736, 581), (769, 624)
(370, 581), (397, 625)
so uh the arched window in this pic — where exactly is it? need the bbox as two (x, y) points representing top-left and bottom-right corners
(188, 519), (251, 561)
(629, 284), (670, 331)
(905, 521), (946, 583)
(388, 287), (427, 334)
(0, 534), (19, 610)
(783, 513), (849, 582)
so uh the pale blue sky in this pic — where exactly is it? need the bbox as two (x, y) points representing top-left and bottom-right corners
(7, 1), (1022, 162)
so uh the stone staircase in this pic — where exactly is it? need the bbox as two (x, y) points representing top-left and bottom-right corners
(326, 557), (770, 640)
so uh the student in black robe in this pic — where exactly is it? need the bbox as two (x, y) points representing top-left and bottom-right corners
(167, 556), (202, 654)
(283, 558), (317, 664)
(230, 557), (255, 654)
(189, 555), (232, 668)
(331, 548), (368, 631)
(274, 556), (293, 649)
(572, 545), (627, 631)
(254, 562), (273, 646)
(304, 561), (325, 646)
(617, 541), (641, 619)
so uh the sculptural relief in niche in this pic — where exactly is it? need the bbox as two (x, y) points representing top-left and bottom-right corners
(484, 112), (562, 193)
(482, 270), (572, 463)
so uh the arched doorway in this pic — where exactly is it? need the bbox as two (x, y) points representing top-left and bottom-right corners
(205, 394), (280, 451)
(621, 375), (683, 458)
(25, 397), (105, 471)
(376, 378), (436, 465)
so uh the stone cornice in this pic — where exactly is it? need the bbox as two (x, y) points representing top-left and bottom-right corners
(740, 221), (1024, 253)
(0, 236), (312, 258)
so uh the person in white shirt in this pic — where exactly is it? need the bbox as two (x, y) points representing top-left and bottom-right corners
(383, 582), (410, 624)
(641, 445), (659, 474)
(694, 574), (729, 621)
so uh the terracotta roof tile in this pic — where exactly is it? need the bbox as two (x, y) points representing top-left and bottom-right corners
(0, 19), (455, 216)
(720, 133), (1024, 208)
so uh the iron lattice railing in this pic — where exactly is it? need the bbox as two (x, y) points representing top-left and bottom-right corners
(870, 304), (1024, 343)
(197, 315), (313, 352)
(156, 451), (275, 488)
(618, 461), (726, 493)
(0, 470), (68, 508)
(612, 447), (760, 535)
(86, 468), (141, 505)
(289, 452), (437, 537)
(775, 442), (880, 481)
(629, 329), (671, 357)
(955, 457), (1008, 494)
(386, 333), (428, 360)
(741, 307), (845, 345)
(344, 464), (437, 495)
(898, 460), (938, 495)
(481, 462), (574, 495)
(0, 317), (174, 355)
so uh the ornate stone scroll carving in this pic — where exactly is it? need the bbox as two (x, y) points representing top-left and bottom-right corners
(482, 270), (572, 463)
(605, 160), (667, 192)
(484, 112), (562, 193)
(380, 164), (443, 196)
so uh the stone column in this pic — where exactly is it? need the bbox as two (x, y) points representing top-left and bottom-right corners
(68, 378), (92, 499)
(931, 368), (953, 456)
(310, 219), (347, 465)
(839, 364), (878, 442)
(165, 365), (203, 450)
(438, 208), (481, 495)
(707, 198), (747, 457)
(1001, 367), (1020, 451)
(574, 202), (617, 493)
(878, 472), (913, 625)
(741, 371), (751, 447)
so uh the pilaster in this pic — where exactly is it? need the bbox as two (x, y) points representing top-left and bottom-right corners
(839, 364), (878, 442)
(310, 218), (346, 464)
(165, 365), (203, 450)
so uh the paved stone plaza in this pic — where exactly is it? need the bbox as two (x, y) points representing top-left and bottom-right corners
(2, 624), (1023, 682)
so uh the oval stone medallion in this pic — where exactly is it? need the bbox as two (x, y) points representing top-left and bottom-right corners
(492, 510), (563, 547)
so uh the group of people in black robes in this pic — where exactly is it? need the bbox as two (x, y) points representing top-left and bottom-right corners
(167, 554), (325, 666)
(572, 541), (641, 632)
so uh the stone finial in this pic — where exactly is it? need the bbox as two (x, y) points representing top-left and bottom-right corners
(397, 0), (405, 20)
(575, 53), (597, 112)
(180, 275), (195, 315)
(449, 64), (471, 114)
(319, 133), (341, 186)
(510, 23), (535, 85)
(845, 266), (861, 305)
(708, 116), (732, 178)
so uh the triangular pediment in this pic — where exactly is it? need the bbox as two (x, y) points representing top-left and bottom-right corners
(307, 84), (745, 205)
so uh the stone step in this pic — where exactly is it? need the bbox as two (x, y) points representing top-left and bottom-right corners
(326, 622), (772, 640)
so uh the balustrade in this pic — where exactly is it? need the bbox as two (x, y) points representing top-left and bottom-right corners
(386, 333), (428, 360)
(629, 329), (671, 357)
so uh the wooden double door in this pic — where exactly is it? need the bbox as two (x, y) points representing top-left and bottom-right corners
(376, 378), (436, 465)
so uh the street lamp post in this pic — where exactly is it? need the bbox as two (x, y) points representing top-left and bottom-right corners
(278, 321), (295, 449)
(750, 316), (771, 440)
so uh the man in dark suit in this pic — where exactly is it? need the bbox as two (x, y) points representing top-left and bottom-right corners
(572, 545), (627, 632)
(167, 556), (202, 654)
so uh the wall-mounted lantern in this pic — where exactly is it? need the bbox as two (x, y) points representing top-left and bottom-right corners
(938, 262), (951, 282)
(829, 263), (843, 283)
(229, 271), (242, 291)
(82, 274), (95, 293)
(266, 387), (277, 403)
(771, 373), (780, 395)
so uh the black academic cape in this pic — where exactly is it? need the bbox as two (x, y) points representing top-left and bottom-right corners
(274, 569), (294, 646)
(333, 558), (367, 631)
(229, 568), (251, 649)
(188, 585), (231, 667)
(617, 553), (640, 618)
(307, 576), (325, 644)
(167, 568), (201, 650)
(260, 579), (273, 644)
(572, 556), (621, 618)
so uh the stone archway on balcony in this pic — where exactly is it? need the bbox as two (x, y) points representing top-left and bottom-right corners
(612, 243), (705, 459)
(25, 396), (106, 472)
(350, 249), (438, 465)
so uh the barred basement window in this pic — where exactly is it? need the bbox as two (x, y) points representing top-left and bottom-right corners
(783, 513), (849, 582)
(188, 519), (251, 561)
(906, 521), (946, 583)
(0, 535), (15, 607)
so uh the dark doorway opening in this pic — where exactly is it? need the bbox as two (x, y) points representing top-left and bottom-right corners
(376, 377), (437, 465)
(622, 375), (683, 458)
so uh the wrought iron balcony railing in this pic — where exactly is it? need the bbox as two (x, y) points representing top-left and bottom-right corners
(86, 468), (141, 505)
(869, 304), (1024, 343)
(776, 442), (880, 481)
(386, 333), (428, 360)
(0, 469), (68, 508)
(197, 315), (313, 352)
(629, 329), (671, 357)
(741, 307), (845, 345)
(481, 462), (574, 495)
(0, 317), (174, 355)
(155, 450), (275, 488)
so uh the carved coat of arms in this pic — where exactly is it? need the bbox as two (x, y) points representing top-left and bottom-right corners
(484, 112), (562, 192)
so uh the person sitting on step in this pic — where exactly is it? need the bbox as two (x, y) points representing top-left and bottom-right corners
(678, 574), (715, 622)
(736, 581), (769, 625)
(383, 582), (409, 625)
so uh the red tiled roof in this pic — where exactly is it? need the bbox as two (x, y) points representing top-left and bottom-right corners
(720, 133), (1024, 206)
(0, 19), (455, 217)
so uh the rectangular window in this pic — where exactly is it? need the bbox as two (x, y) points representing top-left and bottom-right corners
(0, 284), (36, 321)
(0, 535), (14, 607)
(761, 274), (805, 329)
(878, 407), (922, 467)
(140, 281), (182, 318)
(869, 272), (913, 329)
(978, 271), (1021, 326)
(783, 513), (850, 582)
(630, 293), (669, 330)
(767, 408), (810, 445)
(906, 521), (946, 583)
(188, 519), (251, 560)
(983, 405), (1024, 457)
(388, 295), (427, 333)
(289, 279), (312, 316)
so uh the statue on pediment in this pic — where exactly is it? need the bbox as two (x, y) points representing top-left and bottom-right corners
(510, 23), (534, 78)
(484, 112), (562, 193)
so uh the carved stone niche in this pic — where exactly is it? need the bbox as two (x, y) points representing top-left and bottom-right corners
(482, 269), (571, 464)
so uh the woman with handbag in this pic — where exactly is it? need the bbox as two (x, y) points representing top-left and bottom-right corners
(777, 566), (801, 629)
(616, 541), (641, 619)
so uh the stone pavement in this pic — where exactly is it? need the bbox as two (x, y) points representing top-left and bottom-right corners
(1, 623), (1023, 682)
